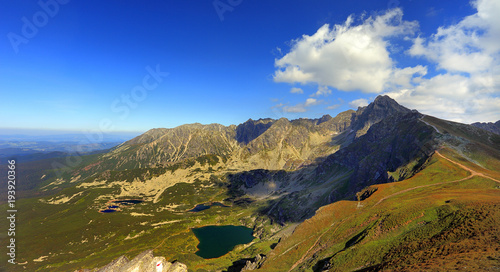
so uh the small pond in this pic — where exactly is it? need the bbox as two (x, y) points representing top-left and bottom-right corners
(113, 199), (143, 205)
(100, 209), (117, 213)
(189, 202), (229, 212)
(192, 225), (254, 259)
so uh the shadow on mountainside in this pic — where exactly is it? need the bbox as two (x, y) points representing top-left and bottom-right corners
(225, 110), (439, 225)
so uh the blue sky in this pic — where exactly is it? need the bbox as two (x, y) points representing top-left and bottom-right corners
(1, 0), (499, 134)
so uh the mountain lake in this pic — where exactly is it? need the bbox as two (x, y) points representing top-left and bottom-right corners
(189, 202), (229, 212)
(112, 199), (143, 205)
(192, 225), (254, 259)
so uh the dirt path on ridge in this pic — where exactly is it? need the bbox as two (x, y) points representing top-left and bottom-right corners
(374, 151), (500, 207)
(280, 150), (500, 271)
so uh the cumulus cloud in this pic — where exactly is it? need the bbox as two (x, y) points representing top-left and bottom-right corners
(387, 0), (500, 123)
(290, 87), (304, 94)
(388, 65), (427, 89)
(349, 98), (369, 109)
(274, 0), (500, 122)
(326, 104), (341, 110)
(409, 0), (500, 74)
(312, 86), (332, 97)
(283, 98), (323, 113)
(305, 98), (320, 107)
(273, 8), (420, 93)
(385, 74), (500, 123)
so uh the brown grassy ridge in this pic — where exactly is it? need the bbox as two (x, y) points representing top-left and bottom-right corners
(260, 149), (500, 271)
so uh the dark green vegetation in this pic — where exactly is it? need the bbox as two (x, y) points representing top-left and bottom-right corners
(0, 96), (499, 271)
(192, 225), (255, 259)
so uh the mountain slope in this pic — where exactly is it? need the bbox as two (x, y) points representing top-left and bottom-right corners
(257, 111), (500, 271)
(251, 96), (438, 223)
(259, 147), (500, 271)
(2, 96), (499, 272)
(99, 123), (238, 170)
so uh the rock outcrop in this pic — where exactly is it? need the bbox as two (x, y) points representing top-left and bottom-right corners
(226, 254), (267, 271)
(472, 120), (500, 135)
(79, 250), (187, 272)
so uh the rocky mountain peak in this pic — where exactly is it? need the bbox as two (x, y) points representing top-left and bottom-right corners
(471, 120), (500, 135)
(236, 118), (276, 144)
(367, 95), (411, 115)
(317, 114), (333, 125)
(351, 95), (414, 135)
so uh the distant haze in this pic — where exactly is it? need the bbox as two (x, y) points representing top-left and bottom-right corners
(0, 128), (143, 143)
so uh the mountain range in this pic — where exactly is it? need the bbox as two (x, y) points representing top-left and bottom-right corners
(1, 95), (499, 271)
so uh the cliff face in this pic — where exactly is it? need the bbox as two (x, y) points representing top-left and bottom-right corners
(325, 111), (436, 196)
(350, 95), (413, 137)
(235, 118), (275, 145)
(258, 98), (438, 223)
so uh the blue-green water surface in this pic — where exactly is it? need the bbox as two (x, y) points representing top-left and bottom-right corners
(192, 225), (254, 259)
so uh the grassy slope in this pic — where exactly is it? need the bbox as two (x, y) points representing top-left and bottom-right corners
(0, 175), (280, 272)
(261, 148), (500, 271)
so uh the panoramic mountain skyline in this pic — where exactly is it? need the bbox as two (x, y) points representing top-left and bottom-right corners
(1, 0), (499, 133)
(2, 95), (499, 271)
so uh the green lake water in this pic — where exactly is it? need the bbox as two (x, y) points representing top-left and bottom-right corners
(192, 225), (254, 259)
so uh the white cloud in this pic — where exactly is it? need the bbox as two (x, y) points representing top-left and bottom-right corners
(305, 98), (320, 107)
(408, 23), (494, 74)
(312, 86), (332, 97)
(385, 73), (500, 123)
(283, 105), (307, 113)
(290, 87), (304, 94)
(283, 98), (323, 113)
(274, 0), (500, 122)
(326, 104), (341, 110)
(273, 8), (420, 93)
(349, 98), (369, 109)
(388, 0), (500, 123)
(426, 7), (441, 17)
(389, 65), (427, 89)
(283, 103), (307, 113)
(271, 102), (284, 109)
